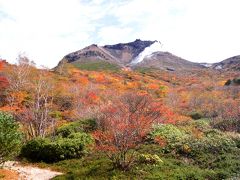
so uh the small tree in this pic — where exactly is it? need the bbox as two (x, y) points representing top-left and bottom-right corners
(0, 111), (22, 165)
(17, 72), (55, 139)
(211, 101), (240, 132)
(92, 93), (163, 170)
(0, 60), (9, 91)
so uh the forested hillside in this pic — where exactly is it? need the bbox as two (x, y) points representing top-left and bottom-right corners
(0, 56), (239, 179)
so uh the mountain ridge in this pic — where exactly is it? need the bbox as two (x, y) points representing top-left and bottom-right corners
(211, 55), (240, 71)
(58, 39), (240, 71)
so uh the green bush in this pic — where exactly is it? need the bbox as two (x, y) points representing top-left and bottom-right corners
(211, 118), (240, 133)
(190, 111), (204, 120)
(233, 77), (240, 85)
(56, 119), (97, 138)
(150, 124), (188, 153)
(177, 129), (237, 156)
(42, 138), (86, 162)
(151, 124), (187, 143)
(20, 137), (50, 162)
(56, 122), (82, 138)
(177, 119), (211, 134)
(0, 111), (22, 164)
(150, 123), (238, 156)
(224, 78), (240, 86)
(151, 124), (186, 142)
(225, 79), (232, 86)
(138, 154), (163, 164)
(68, 132), (93, 144)
(228, 133), (240, 148)
(21, 132), (93, 162)
(193, 149), (240, 179)
(192, 119), (211, 131)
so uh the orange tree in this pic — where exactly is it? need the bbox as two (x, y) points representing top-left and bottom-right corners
(0, 61), (9, 107)
(92, 93), (164, 170)
(0, 61), (9, 90)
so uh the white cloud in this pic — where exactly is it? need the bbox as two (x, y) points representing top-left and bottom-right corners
(0, 0), (240, 67)
(98, 26), (133, 45)
(0, 0), (104, 67)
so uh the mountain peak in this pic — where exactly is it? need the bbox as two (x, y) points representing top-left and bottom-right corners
(59, 39), (203, 71)
(103, 39), (155, 50)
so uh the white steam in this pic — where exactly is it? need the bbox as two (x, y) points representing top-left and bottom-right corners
(131, 41), (163, 64)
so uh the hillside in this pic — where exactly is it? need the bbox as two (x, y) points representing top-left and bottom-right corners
(2, 0), (240, 178)
(133, 51), (203, 71)
(212, 55), (240, 71)
(59, 39), (156, 67)
(0, 54), (240, 179)
(58, 39), (204, 71)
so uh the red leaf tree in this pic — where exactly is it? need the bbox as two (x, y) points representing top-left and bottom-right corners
(92, 93), (163, 170)
(0, 61), (9, 90)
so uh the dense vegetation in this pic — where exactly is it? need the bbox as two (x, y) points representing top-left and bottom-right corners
(0, 57), (239, 179)
(72, 61), (120, 72)
(0, 112), (22, 165)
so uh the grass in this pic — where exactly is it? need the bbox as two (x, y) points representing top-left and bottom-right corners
(72, 61), (121, 72)
(50, 154), (213, 179)
(19, 120), (240, 179)
(29, 144), (239, 179)
(135, 67), (160, 74)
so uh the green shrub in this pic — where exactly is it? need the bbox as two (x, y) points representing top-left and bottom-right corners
(0, 112), (22, 164)
(190, 111), (204, 120)
(42, 138), (85, 162)
(138, 154), (163, 164)
(228, 133), (240, 148)
(178, 129), (237, 156)
(211, 118), (240, 133)
(150, 124), (188, 153)
(21, 132), (93, 162)
(193, 149), (240, 179)
(151, 123), (238, 156)
(151, 124), (187, 143)
(233, 77), (240, 85)
(178, 119), (211, 134)
(68, 132), (93, 145)
(56, 122), (82, 138)
(192, 119), (211, 131)
(151, 124), (186, 143)
(56, 119), (97, 138)
(225, 79), (232, 86)
(79, 119), (97, 133)
(224, 78), (240, 86)
(21, 137), (50, 162)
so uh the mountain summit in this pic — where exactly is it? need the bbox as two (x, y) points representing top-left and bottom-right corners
(58, 39), (204, 71)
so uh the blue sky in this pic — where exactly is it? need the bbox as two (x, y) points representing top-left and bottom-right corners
(0, 0), (240, 68)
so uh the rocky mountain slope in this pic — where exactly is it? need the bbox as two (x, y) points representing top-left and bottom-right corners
(132, 51), (203, 71)
(212, 55), (240, 71)
(58, 39), (204, 71)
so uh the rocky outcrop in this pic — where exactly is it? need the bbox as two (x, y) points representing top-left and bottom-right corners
(212, 55), (240, 71)
(58, 39), (204, 71)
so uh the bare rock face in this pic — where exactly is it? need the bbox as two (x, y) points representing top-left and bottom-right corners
(132, 51), (204, 71)
(61, 39), (156, 65)
(103, 39), (156, 63)
(212, 55), (240, 71)
(58, 39), (204, 71)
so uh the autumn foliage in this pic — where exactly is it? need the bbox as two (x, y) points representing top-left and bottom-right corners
(92, 93), (163, 169)
(0, 61), (9, 90)
(0, 55), (239, 174)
